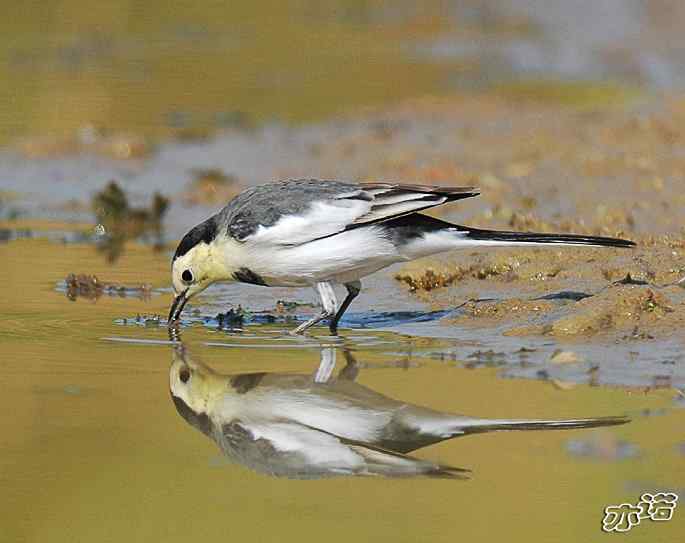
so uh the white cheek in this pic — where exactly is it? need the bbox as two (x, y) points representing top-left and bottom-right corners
(170, 272), (181, 293)
(173, 277), (184, 293)
(173, 238), (245, 289)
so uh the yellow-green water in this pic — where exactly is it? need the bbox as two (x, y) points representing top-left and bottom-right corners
(0, 0), (453, 144)
(2, 3), (684, 539)
(2, 238), (683, 542)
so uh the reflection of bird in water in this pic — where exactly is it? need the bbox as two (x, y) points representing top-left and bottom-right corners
(169, 345), (629, 479)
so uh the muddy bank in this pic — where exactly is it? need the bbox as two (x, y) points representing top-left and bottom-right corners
(396, 236), (685, 338)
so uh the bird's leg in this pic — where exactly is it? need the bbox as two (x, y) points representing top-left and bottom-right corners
(329, 280), (361, 335)
(291, 281), (338, 335)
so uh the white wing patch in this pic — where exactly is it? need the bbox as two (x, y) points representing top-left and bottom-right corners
(241, 183), (477, 247)
(249, 198), (371, 245)
(361, 191), (426, 206)
(353, 195), (446, 224)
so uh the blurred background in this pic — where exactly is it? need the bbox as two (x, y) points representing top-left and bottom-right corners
(5, 0), (685, 240)
(3, 0), (685, 144)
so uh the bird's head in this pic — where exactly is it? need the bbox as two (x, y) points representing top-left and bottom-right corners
(168, 217), (236, 323)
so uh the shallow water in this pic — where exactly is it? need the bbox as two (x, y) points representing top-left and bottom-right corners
(0, 1), (453, 145)
(3, 2), (685, 540)
(3, 238), (684, 542)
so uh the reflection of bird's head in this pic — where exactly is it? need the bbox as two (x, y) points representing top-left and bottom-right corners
(169, 348), (225, 437)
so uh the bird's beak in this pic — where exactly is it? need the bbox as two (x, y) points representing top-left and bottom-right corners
(168, 289), (189, 325)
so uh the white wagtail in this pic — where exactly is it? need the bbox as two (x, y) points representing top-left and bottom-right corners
(170, 346), (628, 479)
(168, 179), (635, 333)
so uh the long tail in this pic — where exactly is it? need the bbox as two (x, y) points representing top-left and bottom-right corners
(459, 226), (636, 248)
(386, 214), (636, 253)
(456, 415), (629, 435)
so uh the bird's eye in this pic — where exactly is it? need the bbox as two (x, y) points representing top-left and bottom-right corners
(181, 269), (193, 283)
(179, 367), (190, 383)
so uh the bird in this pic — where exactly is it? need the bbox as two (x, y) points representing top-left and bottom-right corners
(169, 344), (629, 479)
(168, 179), (635, 334)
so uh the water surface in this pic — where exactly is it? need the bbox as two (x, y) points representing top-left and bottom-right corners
(2, 238), (683, 542)
(3, 4), (685, 537)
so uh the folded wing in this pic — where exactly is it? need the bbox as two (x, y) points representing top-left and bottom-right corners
(223, 179), (478, 246)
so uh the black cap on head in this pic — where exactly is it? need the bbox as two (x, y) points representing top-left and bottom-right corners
(173, 217), (218, 261)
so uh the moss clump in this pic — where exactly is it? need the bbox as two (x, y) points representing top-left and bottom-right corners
(395, 268), (466, 292)
(394, 255), (561, 292)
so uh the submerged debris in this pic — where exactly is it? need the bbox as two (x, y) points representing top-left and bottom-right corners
(92, 181), (169, 262)
(64, 273), (152, 301)
(212, 300), (319, 329)
(273, 299), (318, 314)
(215, 307), (247, 329)
(463, 349), (508, 368)
(121, 314), (162, 326)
